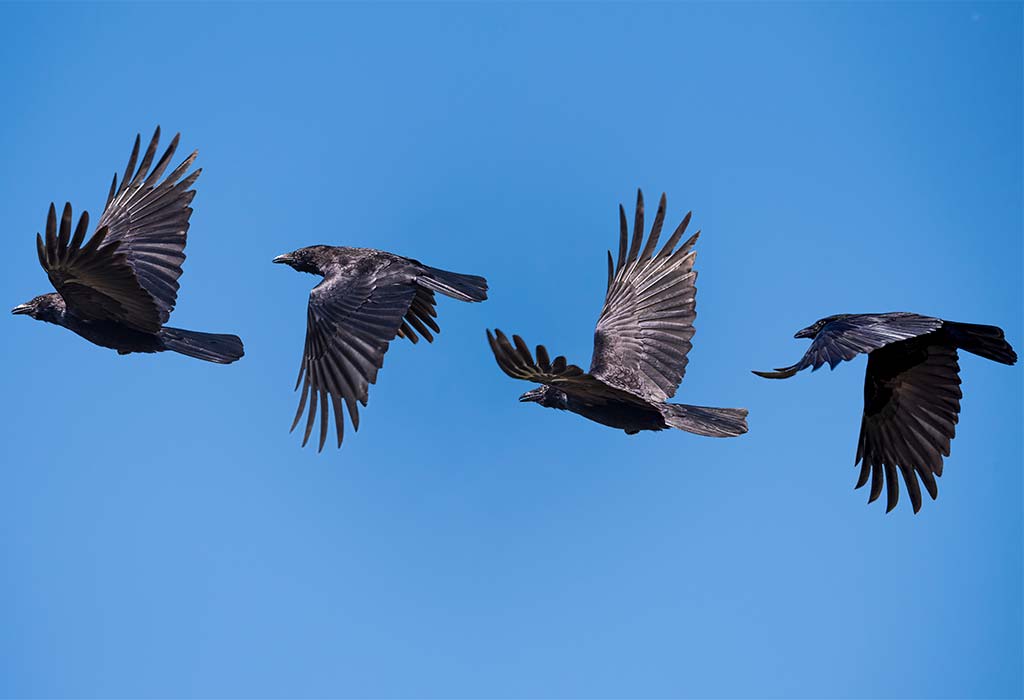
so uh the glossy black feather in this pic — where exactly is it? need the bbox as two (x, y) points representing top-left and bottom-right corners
(487, 190), (747, 438)
(753, 312), (944, 378)
(96, 126), (199, 326)
(755, 313), (1017, 512)
(591, 190), (701, 401)
(276, 244), (487, 451)
(14, 128), (244, 364)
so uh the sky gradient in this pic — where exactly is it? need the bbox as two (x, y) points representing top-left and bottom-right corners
(1, 2), (1021, 697)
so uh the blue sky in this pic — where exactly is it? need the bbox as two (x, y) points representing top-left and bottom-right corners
(0, 2), (1020, 697)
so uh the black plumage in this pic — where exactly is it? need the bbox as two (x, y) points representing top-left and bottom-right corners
(487, 190), (748, 438)
(274, 245), (488, 451)
(754, 312), (1017, 513)
(11, 127), (244, 364)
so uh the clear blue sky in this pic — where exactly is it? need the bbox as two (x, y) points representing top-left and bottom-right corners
(1, 2), (1020, 698)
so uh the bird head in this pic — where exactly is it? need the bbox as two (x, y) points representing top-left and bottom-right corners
(519, 386), (567, 409)
(794, 313), (852, 339)
(11, 293), (64, 322)
(273, 246), (331, 275)
(519, 387), (547, 403)
(793, 322), (821, 339)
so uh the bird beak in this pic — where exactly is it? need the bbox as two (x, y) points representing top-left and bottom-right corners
(794, 325), (816, 339)
(272, 254), (293, 265)
(11, 303), (32, 315)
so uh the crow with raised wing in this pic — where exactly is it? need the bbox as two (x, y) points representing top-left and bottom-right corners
(273, 245), (487, 451)
(754, 313), (1017, 513)
(11, 127), (244, 364)
(487, 190), (748, 438)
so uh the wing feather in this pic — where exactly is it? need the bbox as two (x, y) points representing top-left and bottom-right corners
(36, 202), (163, 331)
(96, 126), (201, 326)
(291, 268), (417, 451)
(487, 329), (649, 405)
(753, 313), (945, 379)
(590, 190), (699, 400)
(855, 336), (962, 513)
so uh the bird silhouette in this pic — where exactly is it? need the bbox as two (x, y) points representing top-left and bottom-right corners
(487, 190), (747, 438)
(754, 312), (1017, 512)
(274, 244), (487, 451)
(12, 127), (244, 364)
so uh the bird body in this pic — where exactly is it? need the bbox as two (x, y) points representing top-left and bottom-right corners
(520, 384), (741, 435)
(12, 292), (241, 362)
(755, 312), (1017, 512)
(12, 128), (244, 365)
(520, 385), (664, 434)
(15, 292), (161, 353)
(281, 245), (396, 277)
(274, 244), (488, 451)
(487, 190), (748, 438)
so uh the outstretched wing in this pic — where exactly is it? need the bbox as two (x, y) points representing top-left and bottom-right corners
(753, 313), (944, 379)
(855, 335), (962, 513)
(589, 190), (700, 401)
(488, 329), (648, 405)
(36, 202), (164, 332)
(95, 126), (200, 326)
(292, 267), (417, 451)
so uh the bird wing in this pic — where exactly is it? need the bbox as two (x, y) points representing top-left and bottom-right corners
(95, 126), (200, 326)
(753, 312), (945, 378)
(395, 286), (442, 344)
(487, 329), (649, 406)
(589, 190), (700, 401)
(36, 202), (164, 332)
(292, 266), (417, 451)
(855, 335), (962, 513)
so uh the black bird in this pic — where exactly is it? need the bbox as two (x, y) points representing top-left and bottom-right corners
(273, 245), (488, 451)
(754, 312), (1017, 513)
(12, 128), (244, 364)
(487, 190), (748, 438)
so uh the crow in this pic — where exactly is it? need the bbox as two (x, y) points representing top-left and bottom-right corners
(11, 127), (244, 364)
(487, 190), (748, 438)
(754, 312), (1017, 513)
(273, 245), (488, 451)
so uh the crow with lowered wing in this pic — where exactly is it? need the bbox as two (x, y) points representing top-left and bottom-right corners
(12, 127), (244, 364)
(754, 312), (1017, 513)
(487, 190), (748, 438)
(274, 245), (488, 451)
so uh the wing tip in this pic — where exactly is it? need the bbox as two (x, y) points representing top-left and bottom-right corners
(751, 366), (800, 379)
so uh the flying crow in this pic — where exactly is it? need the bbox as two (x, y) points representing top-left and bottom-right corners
(12, 127), (244, 364)
(274, 245), (487, 451)
(487, 190), (748, 438)
(754, 312), (1017, 513)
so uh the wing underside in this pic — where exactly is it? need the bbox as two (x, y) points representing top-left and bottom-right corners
(590, 190), (700, 401)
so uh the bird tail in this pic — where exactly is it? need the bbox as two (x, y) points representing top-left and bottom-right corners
(160, 327), (245, 364)
(417, 265), (488, 302)
(659, 403), (749, 438)
(944, 321), (1017, 365)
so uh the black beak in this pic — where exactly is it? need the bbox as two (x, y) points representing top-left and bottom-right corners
(11, 303), (32, 316)
(519, 394), (535, 403)
(272, 254), (293, 265)
(794, 326), (816, 339)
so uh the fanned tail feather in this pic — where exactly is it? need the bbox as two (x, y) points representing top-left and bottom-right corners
(943, 321), (1017, 365)
(417, 265), (488, 302)
(659, 403), (748, 437)
(160, 327), (245, 364)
